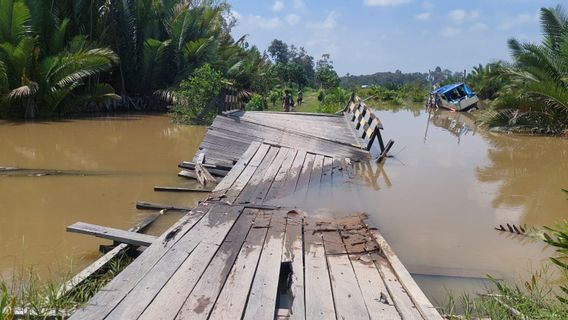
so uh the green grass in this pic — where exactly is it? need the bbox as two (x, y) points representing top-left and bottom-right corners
(296, 89), (320, 113)
(1, 254), (132, 319)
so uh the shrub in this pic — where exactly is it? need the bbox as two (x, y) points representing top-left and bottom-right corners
(170, 64), (222, 124)
(246, 94), (265, 111)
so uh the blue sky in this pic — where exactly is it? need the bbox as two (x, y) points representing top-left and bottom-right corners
(229, 0), (559, 76)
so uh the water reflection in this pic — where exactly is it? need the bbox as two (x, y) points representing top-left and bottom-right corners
(351, 104), (567, 306)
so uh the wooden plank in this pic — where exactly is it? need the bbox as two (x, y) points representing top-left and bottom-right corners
(306, 155), (324, 198)
(195, 152), (205, 164)
(104, 205), (245, 320)
(179, 161), (233, 172)
(234, 146), (279, 204)
(294, 153), (315, 197)
(66, 222), (157, 247)
(195, 163), (217, 186)
(242, 213), (287, 320)
(69, 208), (209, 320)
(320, 157), (334, 197)
(321, 230), (370, 320)
(154, 186), (212, 193)
(141, 209), (257, 320)
(240, 147), (291, 205)
(224, 144), (271, 201)
(213, 141), (263, 193)
(377, 139), (395, 162)
(304, 221), (335, 319)
(369, 251), (423, 320)
(370, 230), (442, 319)
(178, 164), (229, 177)
(263, 149), (298, 202)
(178, 169), (197, 180)
(136, 201), (190, 211)
(350, 253), (401, 320)
(274, 150), (306, 202)
(208, 213), (272, 320)
(282, 212), (305, 320)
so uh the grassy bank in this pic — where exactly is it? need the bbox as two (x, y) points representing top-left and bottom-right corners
(1, 255), (132, 319)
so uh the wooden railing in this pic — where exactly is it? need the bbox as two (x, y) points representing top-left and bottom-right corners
(345, 97), (393, 159)
(218, 86), (244, 114)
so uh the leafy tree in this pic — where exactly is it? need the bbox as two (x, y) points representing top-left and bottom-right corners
(315, 54), (340, 89)
(267, 39), (289, 64)
(481, 5), (568, 134)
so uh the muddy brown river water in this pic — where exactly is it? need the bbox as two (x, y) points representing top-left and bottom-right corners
(1, 110), (567, 307)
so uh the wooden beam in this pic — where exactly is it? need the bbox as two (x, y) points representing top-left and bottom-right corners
(67, 222), (157, 247)
(195, 163), (217, 186)
(377, 140), (395, 162)
(135, 201), (191, 211)
(153, 186), (212, 193)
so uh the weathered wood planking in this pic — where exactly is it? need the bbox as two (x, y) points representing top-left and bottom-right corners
(208, 211), (272, 320)
(282, 212), (305, 320)
(304, 220), (336, 319)
(105, 205), (244, 320)
(69, 208), (210, 320)
(322, 230), (370, 320)
(66, 222), (157, 247)
(242, 213), (287, 320)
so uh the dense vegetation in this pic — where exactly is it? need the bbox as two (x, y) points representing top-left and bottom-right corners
(0, 0), (267, 120)
(470, 5), (568, 135)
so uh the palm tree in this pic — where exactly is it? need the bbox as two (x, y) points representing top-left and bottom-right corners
(0, 0), (118, 118)
(482, 5), (568, 134)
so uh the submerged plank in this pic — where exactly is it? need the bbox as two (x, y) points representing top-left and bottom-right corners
(66, 222), (157, 247)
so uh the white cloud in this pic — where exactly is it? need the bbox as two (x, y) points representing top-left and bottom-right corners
(238, 14), (283, 30)
(292, 0), (306, 10)
(308, 11), (340, 30)
(470, 22), (488, 32)
(364, 0), (411, 7)
(272, 1), (284, 12)
(286, 14), (301, 26)
(448, 9), (479, 24)
(441, 26), (462, 37)
(497, 12), (538, 30)
(415, 12), (432, 21)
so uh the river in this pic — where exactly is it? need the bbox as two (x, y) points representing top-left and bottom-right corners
(1, 110), (567, 308)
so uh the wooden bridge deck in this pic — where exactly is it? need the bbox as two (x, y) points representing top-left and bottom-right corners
(69, 110), (441, 320)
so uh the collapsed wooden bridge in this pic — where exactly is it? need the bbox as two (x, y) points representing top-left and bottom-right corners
(67, 99), (442, 319)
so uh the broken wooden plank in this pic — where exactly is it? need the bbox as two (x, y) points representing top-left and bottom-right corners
(179, 161), (233, 172)
(377, 139), (395, 162)
(66, 222), (157, 247)
(213, 141), (263, 193)
(178, 169), (197, 179)
(195, 163), (218, 186)
(242, 213), (287, 320)
(282, 212), (305, 320)
(153, 186), (212, 193)
(135, 201), (191, 211)
(208, 212), (272, 320)
(69, 205), (209, 320)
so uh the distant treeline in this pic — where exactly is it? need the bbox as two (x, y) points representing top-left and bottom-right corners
(340, 68), (466, 89)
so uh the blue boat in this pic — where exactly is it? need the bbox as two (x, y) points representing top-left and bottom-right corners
(426, 83), (479, 111)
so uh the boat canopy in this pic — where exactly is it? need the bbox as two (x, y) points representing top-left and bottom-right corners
(431, 83), (475, 97)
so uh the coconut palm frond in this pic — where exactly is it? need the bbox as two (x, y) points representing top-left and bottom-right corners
(8, 81), (38, 100)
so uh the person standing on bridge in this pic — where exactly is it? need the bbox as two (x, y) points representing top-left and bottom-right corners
(282, 90), (295, 112)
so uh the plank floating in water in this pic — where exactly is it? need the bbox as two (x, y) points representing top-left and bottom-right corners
(136, 201), (191, 211)
(179, 161), (233, 172)
(178, 169), (197, 179)
(153, 186), (212, 193)
(67, 222), (157, 247)
(195, 163), (217, 186)
(0, 166), (108, 177)
(178, 163), (230, 177)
